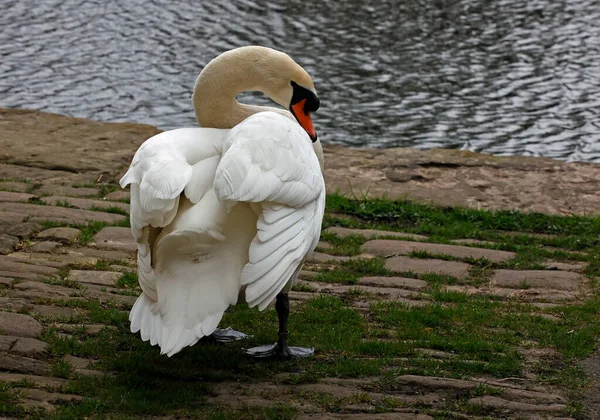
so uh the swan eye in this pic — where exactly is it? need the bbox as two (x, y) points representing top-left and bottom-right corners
(290, 81), (320, 114)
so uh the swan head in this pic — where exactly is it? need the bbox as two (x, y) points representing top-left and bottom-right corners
(256, 48), (320, 142)
(193, 46), (321, 142)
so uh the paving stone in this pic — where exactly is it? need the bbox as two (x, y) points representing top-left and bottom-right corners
(13, 280), (77, 300)
(17, 397), (54, 411)
(0, 297), (29, 312)
(358, 276), (428, 290)
(0, 234), (19, 255)
(545, 261), (586, 272)
(0, 372), (69, 388)
(109, 264), (135, 273)
(306, 252), (351, 262)
(35, 184), (99, 197)
(68, 247), (131, 261)
(0, 202), (126, 224)
(0, 312), (42, 337)
(0, 270), (48, 281)
(82, 287), (137, 307)
(396, 375), (566, 404)
(415, 348), (456, 359)
(8, 251), (97, 266)
(0, 181), (31, 193)
(0, 336), (17, 351)
(325, 226), (428, 241)
(299, 270), (318, 280)
(0, 191), (34, 202)
(0, 211), (27, 225)
(0, 352), (50, 375)
(328, 284), (416, 299)
(492, 270), (583, 291)
(69, 269), (121, 286)
(30, 305), (82, 319)
(301, 411), (432, 419)
(467, 396), (565, 413)
(386, 256), (470, 278)
(452, 238), (496, 246)
(37, 227), (81, 242)
(444, 285), (577, 302)
(288, 291), (317, 302)
(92, 227), (136, 252)
(76, 369), (107, 377)
(41, 196), (129, 212)
(63, 354), (90, 370)
(503, 231), (558, 239)
(362, 240), (515, 263)
(20, 388), (82, 403)
(105, 190), (129, 201)
(3, 254), (65, 268)
(53, 323), (116, 334)
(316, 241), (333, 250)
(0, 259), (59, 278)
(3, 222), (43, 240)
(10, 337), (49, 358)
(31, 241), (62, 253)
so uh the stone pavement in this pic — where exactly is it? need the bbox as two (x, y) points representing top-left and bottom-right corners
(3, 108), (600, 215)
(0, 161), (592, 418)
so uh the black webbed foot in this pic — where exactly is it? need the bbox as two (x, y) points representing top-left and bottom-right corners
(245, 293), (314, 359)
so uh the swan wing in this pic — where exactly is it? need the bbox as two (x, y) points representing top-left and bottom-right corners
(119, 127), (227, 303)
(214, 112), (326, 310)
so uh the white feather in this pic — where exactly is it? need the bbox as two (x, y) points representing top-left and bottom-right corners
(120, 112), (325, 357)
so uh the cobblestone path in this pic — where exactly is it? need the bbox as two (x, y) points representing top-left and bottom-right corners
(0, 161), (596, 419)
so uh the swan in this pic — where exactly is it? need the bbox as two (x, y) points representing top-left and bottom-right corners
(119, 46), (325, 359)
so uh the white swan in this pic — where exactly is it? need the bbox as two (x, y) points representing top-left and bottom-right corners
(119, 46), (325, 358)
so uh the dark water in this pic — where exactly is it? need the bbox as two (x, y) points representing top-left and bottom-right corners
(1, 0), (599, 161)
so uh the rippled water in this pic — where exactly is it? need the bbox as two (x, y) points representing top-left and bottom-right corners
(1, 0), (600, 161)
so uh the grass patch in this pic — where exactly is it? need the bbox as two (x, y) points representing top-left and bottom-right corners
(89, 205), (129, 216)
(5, 194), (597, 417)
(44, 278), (84, 290)
(55, 200), (75, 208)
(314, 258), (390, 284)
(326, 193), (600, 237)
(114, 272), (138, 289)
(40, 220), (130, 245)
(318, 232), (366, 256)
(27, 196), (46, 205)
(51, 360), (74, 379)
(98, 184), (119, 198)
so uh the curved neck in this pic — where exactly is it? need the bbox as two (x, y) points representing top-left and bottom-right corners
(192, 49), (289, 128)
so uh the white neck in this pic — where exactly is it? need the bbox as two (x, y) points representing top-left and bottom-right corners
(191, 46), (324, 172)
(192, 48), (291, 128)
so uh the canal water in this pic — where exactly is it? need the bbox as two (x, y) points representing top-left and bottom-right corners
(1, 0), (599, 161)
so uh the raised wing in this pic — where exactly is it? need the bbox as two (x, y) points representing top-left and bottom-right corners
(214, 112), (326, 310)
(119, 127), (228, 300)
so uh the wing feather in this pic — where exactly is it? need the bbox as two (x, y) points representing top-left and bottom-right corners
(214, 112), (326, 310)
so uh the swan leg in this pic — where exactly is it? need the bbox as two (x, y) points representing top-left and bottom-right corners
(245, 293), (314, 359)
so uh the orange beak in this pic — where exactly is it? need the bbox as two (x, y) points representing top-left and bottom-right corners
(291, 99), (317, 142)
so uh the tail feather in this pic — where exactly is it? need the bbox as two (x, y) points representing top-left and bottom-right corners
(129, 294), (225, 357)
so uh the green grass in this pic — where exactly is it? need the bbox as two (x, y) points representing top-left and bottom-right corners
(4, 194), (599, 418)
(325, 194), (600, 237)
(40, 219), (130, 245)
(24, 288), (600, 418)
(318, 232), (366, 256)
(56, 200), (75, 208)
(114, 272), (139, 289)
(313, 258), (390, 284)
(89, 205), (129, 216)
